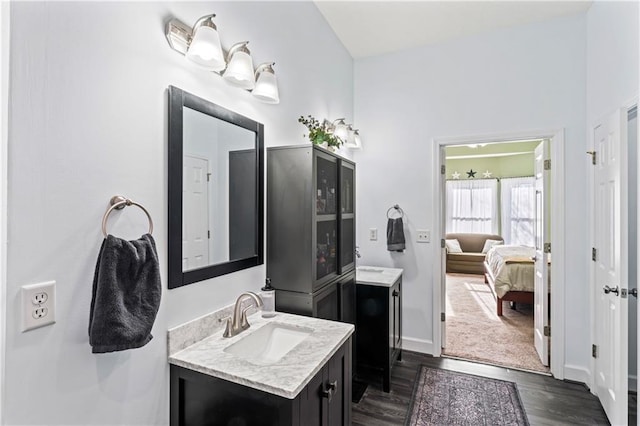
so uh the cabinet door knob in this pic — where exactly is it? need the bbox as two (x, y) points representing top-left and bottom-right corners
(321, 380), (338, 401)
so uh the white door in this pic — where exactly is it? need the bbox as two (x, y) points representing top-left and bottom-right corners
(593, 108), (628, 426)
(183, 155), (210, 271)
(533, 140), (550, 366)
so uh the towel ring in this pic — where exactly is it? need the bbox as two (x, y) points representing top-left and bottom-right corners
(102, 195), (154, 237)
(386, 204), (404, 219)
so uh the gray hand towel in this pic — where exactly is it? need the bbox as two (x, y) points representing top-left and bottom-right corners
(89, 233), (161, 353)
(387, 218), (406, 252)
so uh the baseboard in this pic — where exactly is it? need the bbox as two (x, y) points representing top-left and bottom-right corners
(629, 374), (637, 393)
(564, 364), (592, 389)
(402, 337), (434, 355)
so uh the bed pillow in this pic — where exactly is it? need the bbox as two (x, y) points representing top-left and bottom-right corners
(445, 239), (463, 253)
(482, 239), (504, 253)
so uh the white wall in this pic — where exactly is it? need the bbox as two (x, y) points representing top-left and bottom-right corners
(353, 14), (588, 371)
(6, 2), (352, 425)
(586, 1), (639, 126)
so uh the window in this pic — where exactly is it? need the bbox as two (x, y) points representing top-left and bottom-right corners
(446, 179), (498, 234)
(500, 177), (535, 246)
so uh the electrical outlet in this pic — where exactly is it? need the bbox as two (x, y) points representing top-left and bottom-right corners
(417, 229), (430, 243)
(32, 292), (48, 305)
(21, 281), (56, 332)
(369, 228), (378, 241)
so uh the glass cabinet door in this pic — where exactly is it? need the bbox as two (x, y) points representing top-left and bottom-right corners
(339, 161), (355, 273)
(315, 152), (338, 285)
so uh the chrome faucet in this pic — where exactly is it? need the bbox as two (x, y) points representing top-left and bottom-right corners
(223, 291), (264, 338)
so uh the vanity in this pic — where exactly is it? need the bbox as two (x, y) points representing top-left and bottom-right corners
(355, 266), (403, 392)
(169, 309), (353, 426)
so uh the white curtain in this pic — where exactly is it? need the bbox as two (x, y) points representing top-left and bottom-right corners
(500, 176), (535, 246)
(446, 179), (499, 234)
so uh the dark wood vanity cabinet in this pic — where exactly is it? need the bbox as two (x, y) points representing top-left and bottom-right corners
(355, 277), (402, 392)
(170, 338), (352, 426)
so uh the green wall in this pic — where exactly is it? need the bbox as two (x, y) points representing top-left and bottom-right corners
(446, 153), (534, 179)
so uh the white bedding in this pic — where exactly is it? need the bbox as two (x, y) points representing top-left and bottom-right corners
(485, 245), (535, 298)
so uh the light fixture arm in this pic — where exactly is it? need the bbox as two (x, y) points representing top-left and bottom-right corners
(254, 62), (276, 77)
(192, 14), (217, 33)
(226, 41), (251, 61)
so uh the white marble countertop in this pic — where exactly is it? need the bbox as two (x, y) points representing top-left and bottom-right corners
(356, 266), (403, 287)
(169, 312), (354, 399)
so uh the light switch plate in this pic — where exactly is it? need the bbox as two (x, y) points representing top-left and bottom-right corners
(369, 228), (378, 241)
(417, 229), (430, 243)
(21, 281), (56, 332)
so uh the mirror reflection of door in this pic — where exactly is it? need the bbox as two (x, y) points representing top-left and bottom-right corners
(182, 105), (257, 271)
(183, 154), (210, 271)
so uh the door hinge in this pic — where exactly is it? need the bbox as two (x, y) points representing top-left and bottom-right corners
(208, 230), (210, 239)
(544, 159), (551, 170)
(592, 344), (598, 358)
(543, 326), (551, 337)
(592, 247), (597, 262)
(587, 150), (596, 165)
(543, 243), (551, 253)
(441, 239), (446, 248)
(441, 312), (446, 322)
(207, 173), (211, 182)
(441, 165), (446, 175)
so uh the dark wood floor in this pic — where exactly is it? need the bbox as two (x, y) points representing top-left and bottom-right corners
(352, 351), (611, 426)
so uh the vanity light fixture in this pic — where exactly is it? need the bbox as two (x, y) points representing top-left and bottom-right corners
(166, 15), (280, 104)
(223, 42), (256, 90)
(252, 62), (280, 104)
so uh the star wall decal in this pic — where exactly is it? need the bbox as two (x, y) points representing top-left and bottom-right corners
(466, 169), (476, 178)
(451, 171), (461, 179)
(482, 170), (492, 178)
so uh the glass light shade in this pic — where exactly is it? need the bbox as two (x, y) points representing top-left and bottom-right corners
(186, 24), (225, 72)
(252, 67), (280, 104)
(333, 120), (349, 143)
(352, 132), (362, 149)
(223, 48), (255, 90)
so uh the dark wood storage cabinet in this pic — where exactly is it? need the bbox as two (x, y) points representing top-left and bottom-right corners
(170, 337), (352, 426)
(267, 145), (355, 321)
(356, 277), (402, 392)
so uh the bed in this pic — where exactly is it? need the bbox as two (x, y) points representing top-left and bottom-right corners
(483, 245), (536, 316)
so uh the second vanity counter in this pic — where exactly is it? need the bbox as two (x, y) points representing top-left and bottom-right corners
(169, 311), (354, 399)
(356, 265), (403, 287)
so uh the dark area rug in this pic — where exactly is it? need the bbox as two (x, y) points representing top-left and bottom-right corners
(406, 366), (529, 426)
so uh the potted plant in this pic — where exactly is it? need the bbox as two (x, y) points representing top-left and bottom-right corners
(298, 115), (343, 151)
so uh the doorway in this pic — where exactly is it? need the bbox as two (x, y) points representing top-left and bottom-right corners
(440, 140), (550, 374)
(432, 129), (566, 380)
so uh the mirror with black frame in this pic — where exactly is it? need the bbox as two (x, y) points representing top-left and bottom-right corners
(168, 86), (264, 289)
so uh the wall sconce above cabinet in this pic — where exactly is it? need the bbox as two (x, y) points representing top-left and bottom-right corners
(322, 118), (363, 150)
(165, 14), (280, 104)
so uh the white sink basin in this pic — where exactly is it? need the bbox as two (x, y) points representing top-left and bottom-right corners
(223, 322), (313, 365)
(358, 267), (384, 273)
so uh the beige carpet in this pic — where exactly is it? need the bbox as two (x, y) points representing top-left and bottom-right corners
(443, 273), (550, 374)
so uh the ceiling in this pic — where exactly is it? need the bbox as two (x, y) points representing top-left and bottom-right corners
(315, 1), (592, 58)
